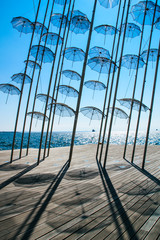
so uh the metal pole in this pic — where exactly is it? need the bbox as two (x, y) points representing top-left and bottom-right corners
(10, 0), (42, 163)
(68, 0), (98, 165)
(103, 0), (131, 168)
(96, 0), (122, 160)
(131, 1), (158, 163)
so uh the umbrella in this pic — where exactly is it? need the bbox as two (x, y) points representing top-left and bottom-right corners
(72, 10), (87, 18)
(62, 70), (81, 82)
(84, 80), (106, 98)
(87, 56), (117, 80)
(131, 1), (160, 25)
(89, 46), (110, 59)
(33, 22), (48, 35)
(80, 106), (104, 125)
(27, 111), (49, 127)
(64, 47), (85, 66)
(121, 23), (141, 38)
(58, 85), (79, 102)
(141, 48), (159, 62)
(11, 73), (32, 84)
(108, 107), (129, 119)
(120, 54), (145, 74)
(48, 103), (75, 123)
(94, 24), (119, 44)
(11, 17), (34, 35)
(55, 0), (69, 5)
(0, 83), (21, 104)
(24, 60), (41, 70)
(36, 93), (54, 104)
(70, 15), (90, 34)
(98, 0), (120, 8)
(41, 32), (63, 46)
(30, 45), (55, 63)
(117, 98), (149, 112)
(155, 17), (160, 29)
(51, 14), (67, 28)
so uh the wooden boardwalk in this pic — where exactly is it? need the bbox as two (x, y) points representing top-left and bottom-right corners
(0, 144), (160, 240)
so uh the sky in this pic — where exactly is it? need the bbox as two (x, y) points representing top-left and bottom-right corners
(0, 0), (160, 136)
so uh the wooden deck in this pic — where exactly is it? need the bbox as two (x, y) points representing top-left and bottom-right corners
(0, 144), (160, 240)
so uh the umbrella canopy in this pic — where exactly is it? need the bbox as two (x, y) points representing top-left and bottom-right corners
(36, 93), (54, 104)
(64, 47), (85, 62)
(131, 1), (160, 25)
(58, 85), (79, 98)
(155, 17), (160, 29)
(33, 22), (48, 35)
(89, 46), (110, 59)
(117, 98), (149, 112)
(62, 70), (81, 81)
(51, 14), (67, 28)
(24, 60), (41, 70)
(84, 80), (106, 98)
(80, 106), (104, 124)
(120, 54), (145, 70)
(121, 23), (141, 38)
(30, 45), (55, 63)
(11, 16), (34, 34)
(94, 24), (119, 44)
(55, 0), (69, 5)
(70, 15), (90, 34)
(0, 83), (21, 103)
(98, 0), (120, 8)
(11, 73), (32, 84)
(41, 32), (63, 46)
(141, 48), (159, 62)
(72, 10), (87, 18)
(27, 111), (49, 126)
(108, 107), (129, 119)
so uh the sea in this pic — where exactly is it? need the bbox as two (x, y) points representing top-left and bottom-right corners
(0, 131), (160, 151)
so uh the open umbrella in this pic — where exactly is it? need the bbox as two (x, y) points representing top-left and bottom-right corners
(80, 106), (104, 125)
(41, 32), (63, 46)
(33, 22), (48, 35)
(72, 10), (87, 18)
(0, 83), (21, 104)
(62, 70), (81, 82)
(120, 54), (145, 74)
(121, 23), (141, 38)
(70, 15), (90, 34)
(88, 56), (117, 80)
(141, 48), (159, 62)
(27, 111), (49, 127)
(11, 17), (34, 35)
(58, 85), (79, 102)
(94, 24), (119, 44)
(24, 60), (41, 70)
(108, 107), (129, 119)
(64, 47), (85, 67)
(36, 93), (54, 110)
(117, 98), (149, 112)
(30, 45), (55, 63)
(51, 14), (67, 28)
(89, 46), (110, 59)
(131, 1), (160, 25)
(84, 80), (106, 98)
(98, 0), (120, 8)
(11, 73), (32, 84)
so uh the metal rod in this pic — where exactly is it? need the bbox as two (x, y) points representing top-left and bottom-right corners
(131, 1), (158, 163)
(142, 40), (160, 169)
(10, 0), (42, 163)
(68, 0), (98, 165)
(103, 0), (131, 168)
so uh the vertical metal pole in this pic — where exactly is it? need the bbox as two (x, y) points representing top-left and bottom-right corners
(44, 0), (75, 159)
(10, 0), (42, 163)
(103, 0), (131, 168)
(96, 0), (122, 160)
(123, 0), (149, 160)
(131, 1), (158, 163)
(142, 40), (160, 169)
(37, 0), (69, 164)
(68, 0), (98, 165)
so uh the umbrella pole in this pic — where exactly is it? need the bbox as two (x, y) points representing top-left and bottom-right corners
(6, 92), (9, 104)
(43, 0), (74, 159)
(131, 1), (158, 164)
(96, 0), (122, 161)
(142, 40), (160, 169)
(20, 0), (51, 159)
(46, 0), (76, 158)
(103, 0), (131, 168)
(123, 0), (148, 160)
(68, 0), (98, 165)
(10, 0), (42, 163)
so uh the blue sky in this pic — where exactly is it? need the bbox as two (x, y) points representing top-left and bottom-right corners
(0, 0), (160, 134)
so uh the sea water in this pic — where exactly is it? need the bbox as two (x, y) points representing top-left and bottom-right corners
(0, 131), (160, 150)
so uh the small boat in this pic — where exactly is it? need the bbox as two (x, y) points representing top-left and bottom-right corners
(92, 129), (95, 132)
